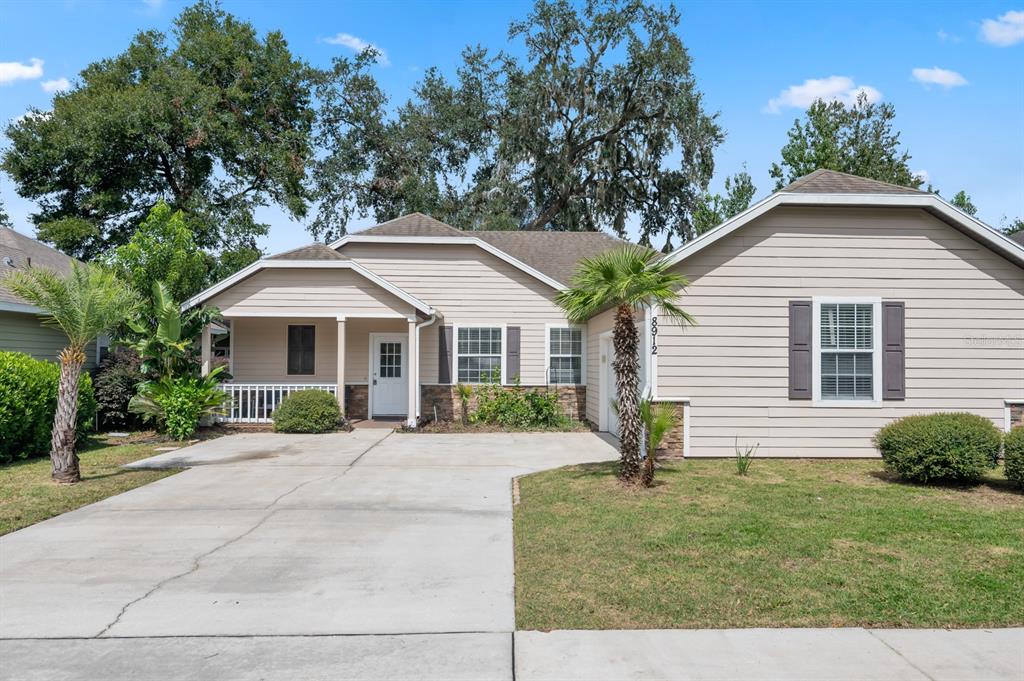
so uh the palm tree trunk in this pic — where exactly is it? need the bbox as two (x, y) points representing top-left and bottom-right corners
(613, 303), (642, 482)
(640, 441), (655, 487)
(50, 346), (85, 484)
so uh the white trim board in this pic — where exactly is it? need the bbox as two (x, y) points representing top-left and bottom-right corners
(0, 300), (43, 314)
(181, 259), (434, 316)
(660, 191), (1024, 270)
(331, 234), (567, 291)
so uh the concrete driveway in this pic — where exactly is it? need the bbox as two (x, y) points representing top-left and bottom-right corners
(3, 431), (1020, 680)
(0, 430), (616, 680)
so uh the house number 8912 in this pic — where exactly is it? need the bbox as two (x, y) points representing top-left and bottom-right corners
(651, 316), (658, 355)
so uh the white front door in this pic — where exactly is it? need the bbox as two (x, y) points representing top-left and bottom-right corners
(371, 334), (408, 417)
(602, 335), (620, 437)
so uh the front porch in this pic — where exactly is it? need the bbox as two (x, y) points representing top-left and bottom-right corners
(202, 315), (428, 426)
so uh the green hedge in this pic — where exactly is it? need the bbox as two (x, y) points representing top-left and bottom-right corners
(1004, 427), (1024, 488)
(0, 351), (96, 463)
(272, 390), (341, 433)
(873, 412), (1000, 484)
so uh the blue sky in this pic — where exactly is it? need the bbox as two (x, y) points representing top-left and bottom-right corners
(1, 0), (1022, 255)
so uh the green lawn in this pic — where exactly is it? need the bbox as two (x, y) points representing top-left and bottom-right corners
(514, 459), (1024, 630)
(0, 439), (180, 536)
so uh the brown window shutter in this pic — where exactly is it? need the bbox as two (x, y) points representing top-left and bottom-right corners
(506, 326), (521, 383)
(438, 325), (453, 384)
(882, 301), (906, 400)
(788, 301), (812, 399)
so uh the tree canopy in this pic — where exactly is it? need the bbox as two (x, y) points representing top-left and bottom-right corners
(1, 1), (315, 260)
(104, 201), (226, 305)
(950, 190), (977, 216)
(769, 93), (922, 191)
(692, 170), (755, 237)
(312, 0), (723, 250)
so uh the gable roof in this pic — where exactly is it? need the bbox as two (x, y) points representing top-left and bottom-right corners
(1010, 231), (1024, 246)
(0, 227), (79, 312)
(662, 170), (1024, 270)
(335, 217), (633, 288)
(182, 259), (433, 315)
(783, 168), (926, 195)
(267, 243), (348, 261)
(357, 213), (464, 237)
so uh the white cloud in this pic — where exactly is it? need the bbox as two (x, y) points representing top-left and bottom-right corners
(41, 77), (70, 93)
(11, 110), (51, 125)
(764, 76), (881, 114)
(0, 58), (44, 85)
(911, 67), (968, 88)
(937, 29), (962, 43)
(323, 32), (390, 66)
(980, 10), (1024, 46)
(914, 169), (930, 184)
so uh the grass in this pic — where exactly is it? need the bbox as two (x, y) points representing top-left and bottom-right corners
(0, 437), (181, 536)
(514, 459), (1024, 630)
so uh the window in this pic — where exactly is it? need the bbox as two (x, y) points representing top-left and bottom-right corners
(548, 327), (583, 384)
(818, 302), (876, 400)
(378, 342), (402, 378)
(287, 325), (316, 375)
(457, 327), (502, 383)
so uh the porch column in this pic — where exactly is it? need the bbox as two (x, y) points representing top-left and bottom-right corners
(336, 317), (346, 415)
(200, 324), (212, 377)
(407, 318), (418, 428)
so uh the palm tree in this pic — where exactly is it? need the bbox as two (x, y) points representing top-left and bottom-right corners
(639, 399), (678, 487)
(7, 263), (136, 483)
(557, 246), (693, 483)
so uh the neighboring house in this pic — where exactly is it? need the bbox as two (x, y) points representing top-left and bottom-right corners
(185, 170), (1024, 456)
(0, 227), (108, 368)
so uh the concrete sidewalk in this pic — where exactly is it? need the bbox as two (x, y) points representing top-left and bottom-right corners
(3, 628), (1019, 680)
(515, 628), (1023, 681)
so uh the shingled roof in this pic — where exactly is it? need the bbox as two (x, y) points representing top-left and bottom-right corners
(783, 169), (926, 195)
(357, 213), (464, 237)
(1010, 231), (1024, 247)
(1, 227), (78, 307)
(472, 230), (633, 285)
(267, 243), (348, 261)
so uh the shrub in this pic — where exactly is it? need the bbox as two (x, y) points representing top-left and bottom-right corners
(1004, 427), (1024, 488)
(130, 369), (230, 440)
(272, 390), (341, 433)
(94, 347), (144, 430)
(0, 351), (96, 463)
(472, 382), (565, 430)
(873, 412), (1001, 483)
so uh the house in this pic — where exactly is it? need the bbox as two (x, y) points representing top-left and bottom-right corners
(184, 170), (1024, 456)
(0, 227), (108, 368)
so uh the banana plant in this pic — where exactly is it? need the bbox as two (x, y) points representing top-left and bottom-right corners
(126, 281), (222, 380)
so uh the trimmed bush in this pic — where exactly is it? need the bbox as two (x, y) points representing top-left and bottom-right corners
(873, 412), (1001, 483)
(472, 383), (565, 429)
(0, 351), (96, 463)
(94, 347), (144, 430)
(272, 390), (341, 433)
(1004, 427), (1024, 488)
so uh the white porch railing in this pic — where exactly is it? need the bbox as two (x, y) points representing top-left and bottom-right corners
(217, 382), (339, 424)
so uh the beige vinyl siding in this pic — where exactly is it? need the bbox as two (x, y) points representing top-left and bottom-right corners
(0, 311), (99, 369)
(231, 317), (409, 384)
(339, 243), (573, 385)
(657, 206), (1024, 457)
(208, 268), (415, 317)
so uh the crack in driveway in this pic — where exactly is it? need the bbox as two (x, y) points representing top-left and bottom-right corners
(93, 434), (390, 639)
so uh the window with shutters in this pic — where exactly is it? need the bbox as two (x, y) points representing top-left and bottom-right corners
(813, 299), (881, 403)
(287, 325), (316, 375)
(547, 326), (583, 384)
(456, 326), (502, 383)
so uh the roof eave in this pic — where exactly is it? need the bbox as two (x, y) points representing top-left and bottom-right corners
(332, 234), (568, 290)
(181, 259), (435, 316)
(661, 192), (1024, 270)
